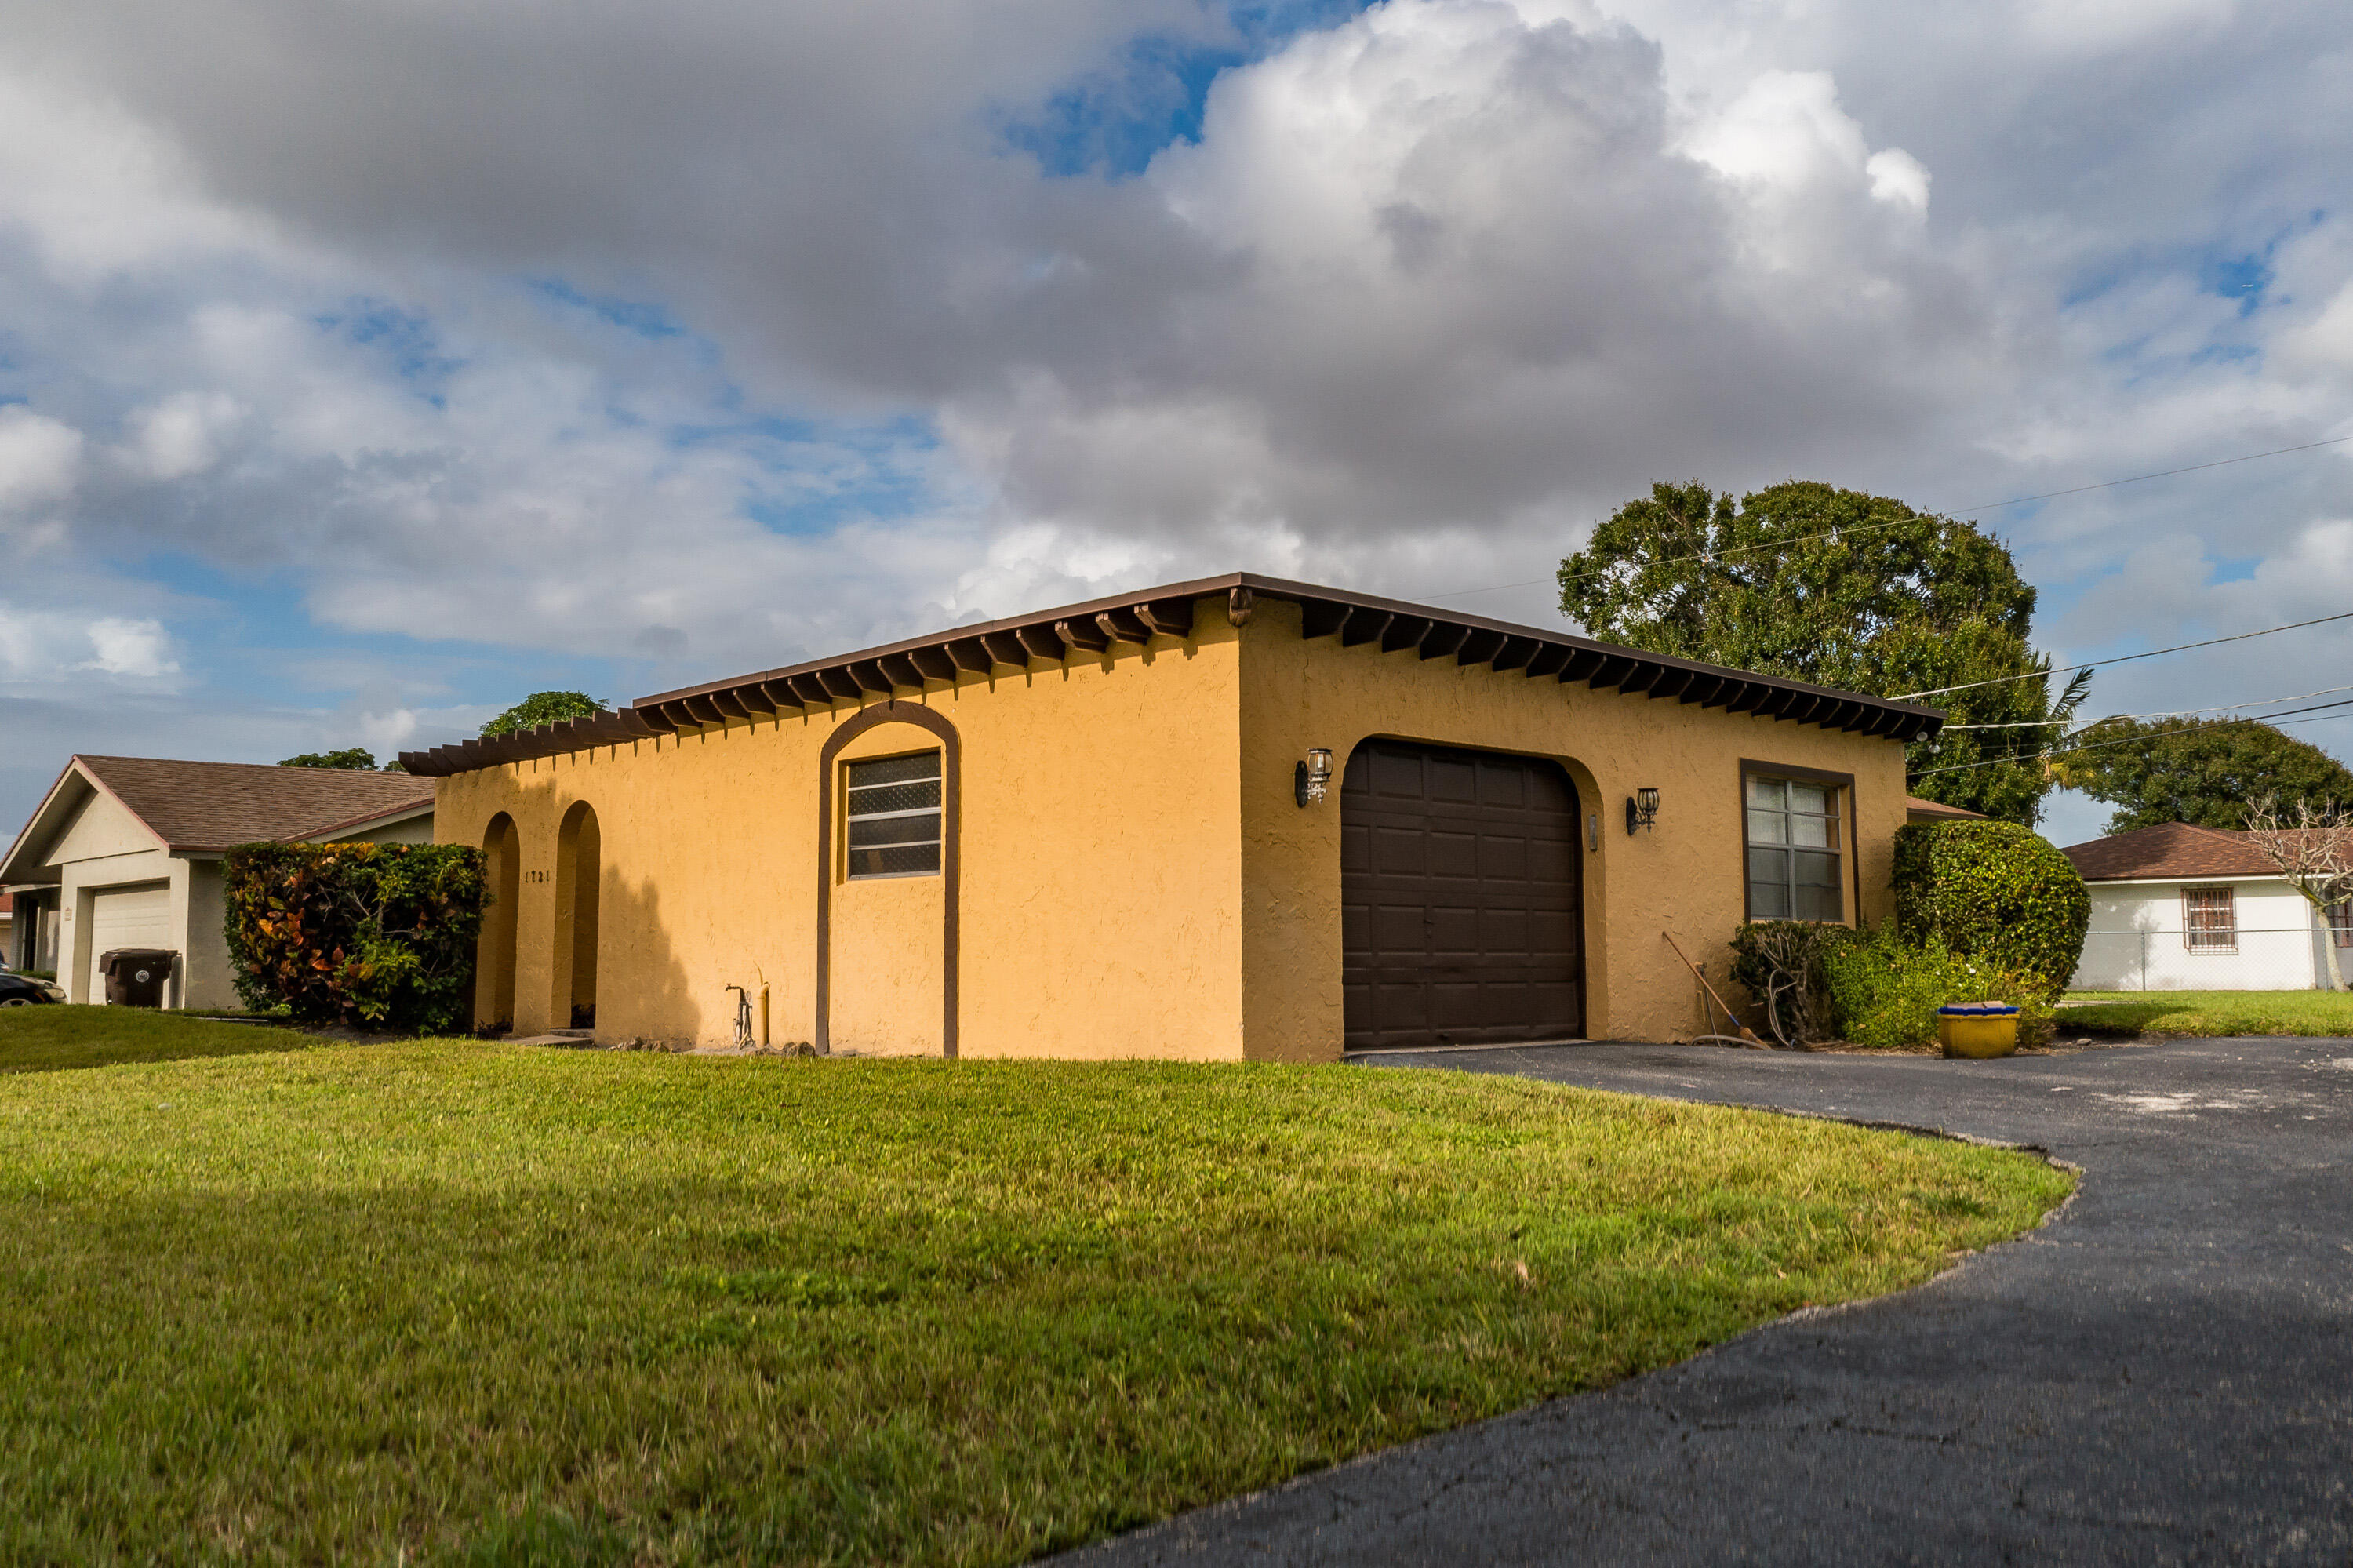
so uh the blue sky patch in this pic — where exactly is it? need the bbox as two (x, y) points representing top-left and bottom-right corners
(1005, 0), (1377, 178)
(315, 300), (463, 402)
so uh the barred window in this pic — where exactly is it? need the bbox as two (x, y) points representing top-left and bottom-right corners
(2329, 901), (2351, 949)
(2183, 886), (2237, 953)
(1744, 774), (1842, 922)
(845, 751), (942, 879)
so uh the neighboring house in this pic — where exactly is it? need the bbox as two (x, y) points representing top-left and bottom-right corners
(399, 573), (1943, 1056)
(1905, 795), (1986, 825)
(0, 758), (436, 1007)
(2062, 821), (2351, 991)
(0, 890), (12, 967)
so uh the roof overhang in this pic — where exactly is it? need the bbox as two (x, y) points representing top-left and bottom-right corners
(283, 797), (437, 847)
(0, 758), (165, 885)
(399, 572), (1948, 779)
(2080, 873), (2293, 886)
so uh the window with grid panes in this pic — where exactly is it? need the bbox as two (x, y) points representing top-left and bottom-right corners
(844, 751), (942, 879)
(2183, 886), (2236, 951)
(2332, 902), (2353, 948)
(1744, 775), (1842, 921)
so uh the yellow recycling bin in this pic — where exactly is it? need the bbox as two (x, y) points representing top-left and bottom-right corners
(1937, 1002), (2020, 1059)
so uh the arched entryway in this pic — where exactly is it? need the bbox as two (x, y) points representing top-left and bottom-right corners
(554, 801), (601, 1030)
(816, 703), (960, 1057)
(476, 812), (520, 1031)
(1340, 739), (1585, 1050)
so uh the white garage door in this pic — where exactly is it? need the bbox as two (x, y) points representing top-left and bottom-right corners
(87, 882), (173, 1003)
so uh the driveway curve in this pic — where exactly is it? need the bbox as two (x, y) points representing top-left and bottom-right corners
(1064, 1036), (2353, 1565)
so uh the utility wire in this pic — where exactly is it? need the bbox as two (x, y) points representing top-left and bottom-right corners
(1893, 609), (2353, 700)
(1422, 429), (2353, 604)
(1909, 706), (2353, 780)
(1940, 680), (2353, 729)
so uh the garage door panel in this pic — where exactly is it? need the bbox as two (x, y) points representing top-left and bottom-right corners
(1373, 826), (1427, 874)
(1427, 830), (1479, 879)
(1341, 740), (1584, 1050)
(1429, 906), (1480, 952)
(1427, 758), (1475, 802)
(1341, 822), (1370, 873)
(1374, 982), (1427, 1028)
(1374, 904), (1427, 949)
(1526, 982), (1580, 1024)
(1525, 839), (1577, 885)
(1529, 910), (1580, 951)
(1372, 748), (1425, 797)
(1430, 980), (1480, 1020)
(1479, 908), (1529, 954)
(85, 882), (173, 1003)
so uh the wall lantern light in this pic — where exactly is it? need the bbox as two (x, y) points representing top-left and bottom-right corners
(1296, 748), (1334, 807)
(1624, 786), (1660, 835)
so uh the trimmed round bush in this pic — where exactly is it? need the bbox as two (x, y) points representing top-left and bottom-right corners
(1891, 820), (2089, 996)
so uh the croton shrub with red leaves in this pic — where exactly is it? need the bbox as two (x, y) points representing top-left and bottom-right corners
(224, 842), (488, 1034)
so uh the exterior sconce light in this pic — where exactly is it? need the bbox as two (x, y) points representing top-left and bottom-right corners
(1624, 786), (1660, 835)
(1296, 748), (1334, 807)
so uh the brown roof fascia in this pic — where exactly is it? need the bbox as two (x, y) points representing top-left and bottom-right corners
(410, 571), (1942, 780)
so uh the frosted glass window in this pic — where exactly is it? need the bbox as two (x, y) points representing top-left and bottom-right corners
(846, 751), (942, 879)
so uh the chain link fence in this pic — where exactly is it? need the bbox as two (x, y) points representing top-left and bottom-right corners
(2071, 927), (2349, 991)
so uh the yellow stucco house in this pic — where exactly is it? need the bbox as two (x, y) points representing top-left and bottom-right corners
(400, 574), (1941, 1058)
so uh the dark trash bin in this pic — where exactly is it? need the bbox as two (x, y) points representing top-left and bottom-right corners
(100, 948), (176, 1008)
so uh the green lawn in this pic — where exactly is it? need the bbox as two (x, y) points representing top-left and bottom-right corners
(0, 1017), (2072, 1565)
(2061, 988), (2353, 1037)
(0, 1003), (313, 1074)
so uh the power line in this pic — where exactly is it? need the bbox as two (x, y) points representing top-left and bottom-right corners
(1944, 431), (2353, 515)
(1422, 429), (2353, 604)
(1894, 609), (2353, 700)
(1940, 680), (2353, 730)
(1908, 706), (2353, 780)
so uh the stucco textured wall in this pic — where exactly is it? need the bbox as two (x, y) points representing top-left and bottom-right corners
(435, 615), (1245, 1053)
(435, 589), (1911, 1056)
(1235, 595), (1908, 1057)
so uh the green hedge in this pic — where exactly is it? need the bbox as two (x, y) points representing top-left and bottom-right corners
(1822, 924), (2057, 1049)
(224, 842), (487, 1034)
(1892, 820), (2089, 997)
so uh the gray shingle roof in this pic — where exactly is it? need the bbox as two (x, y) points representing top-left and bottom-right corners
(73, 756), (435, 851)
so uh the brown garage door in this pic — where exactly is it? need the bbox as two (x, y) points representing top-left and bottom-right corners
(1341, 740), (1584, 1050)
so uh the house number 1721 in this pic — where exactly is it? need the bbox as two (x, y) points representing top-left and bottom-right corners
(524, 870), (551, 884)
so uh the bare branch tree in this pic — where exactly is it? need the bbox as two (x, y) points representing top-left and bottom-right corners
(2242, 795), (2353, 992)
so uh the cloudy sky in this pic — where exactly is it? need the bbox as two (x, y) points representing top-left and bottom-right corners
(2, 0), (2348, 844)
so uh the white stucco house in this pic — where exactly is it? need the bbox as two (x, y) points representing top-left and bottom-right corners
(2063, 821), (2351, 991)
(0, 756), (436, 1008)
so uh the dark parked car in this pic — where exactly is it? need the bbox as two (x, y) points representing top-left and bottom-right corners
(0, 970), (66, 1006)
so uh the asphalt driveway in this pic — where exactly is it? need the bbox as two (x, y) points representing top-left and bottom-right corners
(1064, 1036), (2353, 1565)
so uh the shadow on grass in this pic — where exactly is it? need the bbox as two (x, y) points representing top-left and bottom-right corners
(0, 1008), (329, 1074)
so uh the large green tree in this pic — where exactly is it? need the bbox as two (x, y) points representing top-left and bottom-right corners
(479, 691), (608, 738)
(2049, 717), (2353, 834)
(1557, 481), (2085, 824)
(280, 748), (379, 770)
